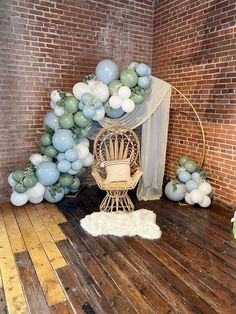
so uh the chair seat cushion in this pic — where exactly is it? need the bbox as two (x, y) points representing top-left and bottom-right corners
(103, 159), (131, 183)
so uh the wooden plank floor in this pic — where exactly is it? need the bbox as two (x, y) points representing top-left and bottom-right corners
(0, 186), (236, 313)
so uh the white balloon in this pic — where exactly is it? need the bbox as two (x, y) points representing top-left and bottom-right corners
(190, 189), (204, 204)
(93, 83), (110, 102)
(73, 82), (91, 100)
(199, 195), (211, 208)
(82, 153), (94, 167)
(199, 182), (212, 196)
(66, 92), (73, 96)
(118, 86), (131, 100)
(184, 192), (194, 205)
(128, 62), (138, 70)
(51, 90), (61, 103)
(8, 173), (16, 187)
(50, 101), (56, 109)
(77, 138), (90, 147)
(109, 95), (122, 109)
(92, 106), (105, 121)
(29, 154), (44, 167)
(68, 168), (79, 175)
(122, 99), (135, 113)
(10, 191), (28, 206)
(88, 80), (99, 88)
(29, 196), (43, 204)
(54, 105), (65, 117)
(74, 144), (89, 159)
(27, 182), (46, 199)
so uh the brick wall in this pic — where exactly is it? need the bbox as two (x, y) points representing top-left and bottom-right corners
(0, 0), (154, 202)
(153, 0), (236, 207)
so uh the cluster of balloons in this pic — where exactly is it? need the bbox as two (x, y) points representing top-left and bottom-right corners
(9, 59), (152, 206)
(165, 156), (213, 208)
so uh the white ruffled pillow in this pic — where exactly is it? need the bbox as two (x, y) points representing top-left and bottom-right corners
(103, 159), (131, 182)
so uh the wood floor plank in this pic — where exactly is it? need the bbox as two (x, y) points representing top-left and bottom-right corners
(49, 301), (74, 314)
(0, 209), (29, 314)
(24, 203), (67, 270)
(0, 271), (8, 314)
(15, 251), (50, 314)
(1, 203), (26, 253)
(13, 206), (66, 306)
(46, 203), (67, 224)
(35, 203), (67, 242)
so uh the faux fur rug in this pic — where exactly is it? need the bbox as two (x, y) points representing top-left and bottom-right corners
(80, 209), (162, 239)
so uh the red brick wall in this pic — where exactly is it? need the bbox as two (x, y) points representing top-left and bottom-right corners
(153, 0), (236, 207)
(0, 0), (154, 202)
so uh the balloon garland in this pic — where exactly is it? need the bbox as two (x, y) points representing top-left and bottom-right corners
(9, 59), (152, 206)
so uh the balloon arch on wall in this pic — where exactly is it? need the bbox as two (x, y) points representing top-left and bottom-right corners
(9, 60), (153, 206)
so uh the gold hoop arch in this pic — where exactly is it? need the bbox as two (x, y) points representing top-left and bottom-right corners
(171, 85), (206, 167)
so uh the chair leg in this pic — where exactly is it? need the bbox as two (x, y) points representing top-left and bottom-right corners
(100, 190), (134, 212)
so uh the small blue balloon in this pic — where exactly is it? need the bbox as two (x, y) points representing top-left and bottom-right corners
(95, 59), (119, 85)
(138, 76), (151, 89)
(71, 159), (83, 171)
(178, 171), (191, 183)
(44, 112), (59, 130)
(94, 99), (103, 109)
(56, 153), (65, 161)
(79, 100), (85, 110)
(106, 107), (124, 119)
(44, 187), (65, 203)
(136, 63), (148, 76)
(83, 105), (96, 119)
(185, 180), (199, 192)
(147, 66), (151, 76)
(65, 149), (77, 162)
(57, 160), (71, 173)
(64, 187), (70, 194)
(81, 93), (93, 104)
(52, 129), (75, 153)
(36, 161), (60, 186)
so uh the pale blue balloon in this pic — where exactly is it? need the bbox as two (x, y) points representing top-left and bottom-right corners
(71, 159), (83, 171)
(83, 105), (96, 119)
(185, 180), (199, 192)
(136, 63), (148, 76)
(44, 111), (59, 130)
(56, 153), (65, 161)
(164, 180), (185, 201)
(94, 100), (103, 109)
(81, 93), (93, 104)
(65, 149), (77, 162)
(79, 101), (85, 110)
(44, 187), (64, 203)
(95, 59), (119, 85)
(138, 76), (151, 89)
(36, 161), (60, 185)
(178, 171), (191, 183)
(191, 172), (202, 181)
(106, 107), (124, 118)
(147, 66), (151, 76)
(57, 160), (71, 173)
(64, 187), (70, 194)
(52, 129), (75, 152)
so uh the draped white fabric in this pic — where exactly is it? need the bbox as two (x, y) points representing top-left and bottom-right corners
(97, 77), (172, 200)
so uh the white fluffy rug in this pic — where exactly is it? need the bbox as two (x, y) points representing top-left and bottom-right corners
(80, 209), (162, 239)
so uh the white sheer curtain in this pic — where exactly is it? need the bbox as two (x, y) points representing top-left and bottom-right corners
(96, 77), (171, 200)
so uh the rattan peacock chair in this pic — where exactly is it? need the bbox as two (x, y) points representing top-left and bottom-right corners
(92, 124), (143, 212)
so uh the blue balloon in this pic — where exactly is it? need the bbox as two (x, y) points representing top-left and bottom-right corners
(164, 180), (185, 202)
(106, 107), (124, 118)
(56, 153), (65, 161)
(44, 112), (59, 130)
(36, 161), (60, 185)
(71, 159), (83, 171)
(147, 66), (151, 76)
(79, 100), (85, 110)
(64, 187), (70, 194)
(83, 105), (96, 119)
(138, 76), (151, 89)
(178, 171), (191, 183)
(95, 59), (119, 85)
(94, 100), (103, 109)
(81, 93), (93, 104)
(185, 180), (199, 192)
(65, 149), (77, 162)
(44, 187), (65, 203)
(136, 63), (148, 76)
(52, 129), (75, 152)
(57, 160), (71, 173)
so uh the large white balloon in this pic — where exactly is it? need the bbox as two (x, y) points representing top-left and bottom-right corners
(29, 154), (44, 167)
(199, 182), (212, 196)
(92, 83), (110, 102)
(11, 191), (28, 206)
(190, 189), (204, 204)
(73, 82), (91, 100)
(74, 144), (89, 159)
(92, 106), (105, 121)
(118, 86), (131, 100)
(51, 90), (61, 103)
(109, 95), (122, 109)
(199, 195), (211, 208)
(184, 192), (194, 205)
(8, 173), (16, 187)
(82, 153), (94, 167)
(27, 182), (46, 199)
(54, 105), (65, 117)
(29, 196), (44, 204)
(122, 99), (135, 113)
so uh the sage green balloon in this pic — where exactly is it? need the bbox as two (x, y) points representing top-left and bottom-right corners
(14, 182), (27, 193)
(120, 68), (138, 88)
(12, 170), (25, 182)
(184, 160), (197, 173)
(45, 145), (58, 158)
(130, 93), (144, 104)
(40, 145), (47, 155)
(70, 176), (80, 190)
(75, 167), (86, 177)
(78, 128), (88, 138)
(65, 96), (79, 114)
(179, 156), (189, 166)
(108, 80), (122, 95)
(23, 175), (37, 188)
(59, 113), (74, 129)
(40, 133), (52, 147)
(74, 111), (91, 128)
(59, 173), (74, 187)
